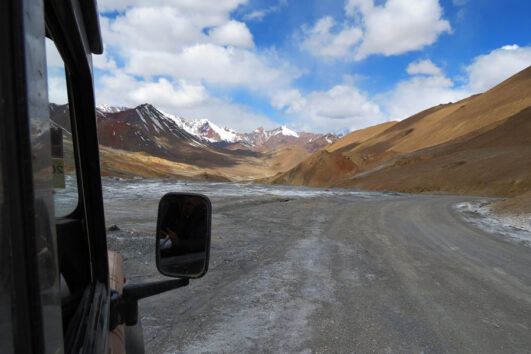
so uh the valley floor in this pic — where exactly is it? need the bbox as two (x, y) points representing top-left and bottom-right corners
(104, 179), (531, 353)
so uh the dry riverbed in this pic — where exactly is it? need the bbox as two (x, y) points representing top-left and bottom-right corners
(104, 178), (531, 353)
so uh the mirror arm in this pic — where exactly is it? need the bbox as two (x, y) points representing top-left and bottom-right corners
(109, 278), (189, 330)
(123, 278), (189, 301)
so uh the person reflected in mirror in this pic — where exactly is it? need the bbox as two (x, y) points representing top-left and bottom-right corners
(159, 228), (179, 250)
(158, 197), (207, 262)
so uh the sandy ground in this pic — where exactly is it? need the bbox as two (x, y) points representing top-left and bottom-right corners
(104, 179), (531, 353)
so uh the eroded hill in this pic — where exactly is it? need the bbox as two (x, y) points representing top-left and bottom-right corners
(270, 66), (531, 197)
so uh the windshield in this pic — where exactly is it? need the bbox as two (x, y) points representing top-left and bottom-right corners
(93, 1), (531, 352)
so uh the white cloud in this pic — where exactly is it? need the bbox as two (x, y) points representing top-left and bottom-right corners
(406, 59), (442, 76)
(244, 9), (269, 22)
(123, 44), (294, 90)
(301, 0), (451, 61)
(466, 44), (531, 92)
(349, 0), (452, 60)
(277, 43), (530, 132)
(273, 85), (385, 132)
(92, 1), (530, 136)
(45, 38), (64, 68)
(300, 17), (363, 58)
(384, 74), (469, 121)
(94, 2), (299, 131)
(96, 70), (206, 109)
(99, 6), (297, 91)
(100, 7), (209, 52)
(93, 48), (117, 70)
(377, 46), (531, 123)
(286, 44), (530, 131)
(99, 2), (254, 52)
(382, 58), (469, 121)
(208, 20), (254, 48)
(96, 70), (277, 132)
(271, 89), (306, 113)
(130, 79), (209, 108)
(48, 76), (69, 105)
(243, 0), (287, 22)
(502, 44), (519, 50)
(98, 0), (248, 16)
(45, 38), (69, 104)
(96, 70), (141, 108)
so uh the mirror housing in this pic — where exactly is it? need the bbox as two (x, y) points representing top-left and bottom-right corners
(155, 193), (211, 279)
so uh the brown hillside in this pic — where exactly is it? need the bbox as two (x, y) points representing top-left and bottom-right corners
(270, 150), (357, 187)
(263, 145), (312, 173)
(99, 143), (313, 182)
(271, 66), (531, 197)
(99, 146), (231, 181)
(493, 191), (531, 215)
(352, 65), (531, 156)
(335, 106), (531, 197)
(327, 121), (398, 153)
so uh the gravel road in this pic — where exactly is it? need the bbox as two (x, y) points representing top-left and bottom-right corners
(104, 179), (531, 353)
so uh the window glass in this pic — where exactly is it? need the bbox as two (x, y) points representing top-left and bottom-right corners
(45, 38), (78, 217)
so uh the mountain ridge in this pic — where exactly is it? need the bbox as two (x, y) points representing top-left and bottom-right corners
(50, 102), (337, 181)
(96, 104), (338, 151)
(269, 65), (531, 197)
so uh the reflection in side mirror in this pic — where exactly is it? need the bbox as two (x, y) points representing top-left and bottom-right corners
(156, 193), (211, 279)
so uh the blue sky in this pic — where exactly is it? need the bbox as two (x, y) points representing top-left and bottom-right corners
(80, 0), (531, 133)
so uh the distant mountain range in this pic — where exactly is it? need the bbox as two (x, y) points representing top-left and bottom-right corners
(49, 65), (531, 208)
(95, 104), (337, 152)
(48, 65), (531, 214)
(50, 102), (338, 181)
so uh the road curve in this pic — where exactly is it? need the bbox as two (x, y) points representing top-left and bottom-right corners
(109, 191), (531, 353)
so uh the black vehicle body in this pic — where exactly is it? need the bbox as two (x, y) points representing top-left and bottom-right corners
(0, 0), (210, 352)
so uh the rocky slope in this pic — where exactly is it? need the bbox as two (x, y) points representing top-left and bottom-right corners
(270, 66), (531, 198)
(50, 103), (337, 181)
(141, 109), (337, 152)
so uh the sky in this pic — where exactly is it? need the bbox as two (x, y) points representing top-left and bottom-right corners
(47, 0), (531, 133)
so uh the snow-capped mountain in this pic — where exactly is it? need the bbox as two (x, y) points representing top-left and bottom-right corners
(234, 126), (337, 152)
(161, 111), (241, 144)
(96, 104), (129, 114)
(97, 104), (221, 166)
(50, 102), (340, 180)
(51, 103), (241, 167)
(94, 103), (338, 152)
(160, 109), (337, 151)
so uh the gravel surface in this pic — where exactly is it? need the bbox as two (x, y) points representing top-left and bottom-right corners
(104, 179), (531, 353)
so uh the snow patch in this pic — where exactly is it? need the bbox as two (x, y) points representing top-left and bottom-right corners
(162, 110), (241, 143)
(208, 121), (240, 142)
(97, 104), (128, 113)
(280, 125), (299, 138)
(455, 201), (531, 245)
(269, 126), (299, 139)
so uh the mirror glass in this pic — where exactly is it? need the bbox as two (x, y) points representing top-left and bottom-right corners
(156, 193), (211, 278)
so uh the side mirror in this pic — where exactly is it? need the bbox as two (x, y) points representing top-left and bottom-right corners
(155, 193), (211, 279)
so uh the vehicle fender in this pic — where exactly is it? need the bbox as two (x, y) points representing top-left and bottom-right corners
(107, 251), (125, 354)
(107, 250), (145, 354)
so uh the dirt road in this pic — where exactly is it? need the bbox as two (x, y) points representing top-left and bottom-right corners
(105, 180), (531, 353)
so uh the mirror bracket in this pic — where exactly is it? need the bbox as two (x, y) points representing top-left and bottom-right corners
(109, 278), (189, 330)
